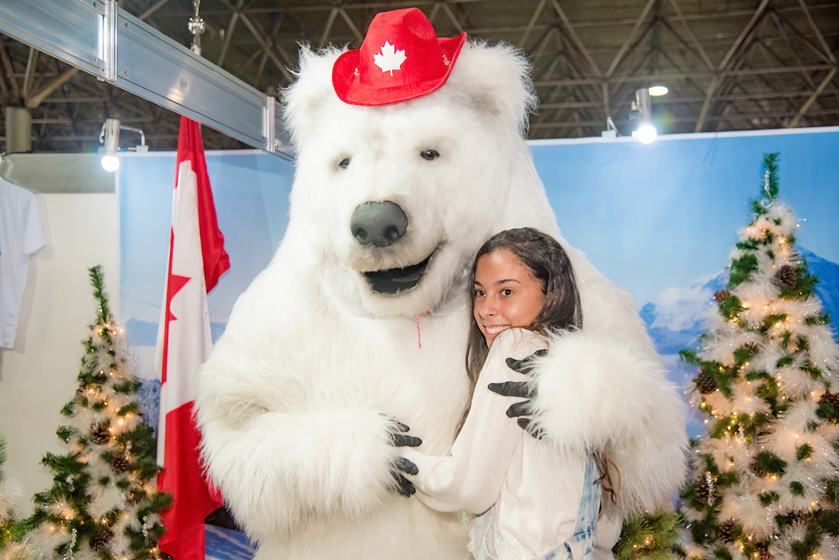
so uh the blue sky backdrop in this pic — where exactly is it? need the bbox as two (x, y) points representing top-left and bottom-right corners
(532, 128), (839, 305)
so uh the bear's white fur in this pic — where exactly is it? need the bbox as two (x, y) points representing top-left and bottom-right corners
(196, 41), (687, 560)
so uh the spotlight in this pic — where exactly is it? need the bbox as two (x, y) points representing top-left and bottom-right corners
(98, 118), (148, 172)
(99, 118), (121, 172)
(101, 154), (120, 172)
(648, 85), (669, 97)
(634, 123), (658, 144)
(630, 88), (657, 144)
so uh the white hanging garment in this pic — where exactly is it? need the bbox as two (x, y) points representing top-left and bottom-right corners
(0, 178), (46, 349)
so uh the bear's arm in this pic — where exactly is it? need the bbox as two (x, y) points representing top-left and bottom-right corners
(527, 325), (688, 515)
(195, 275), (399, 539)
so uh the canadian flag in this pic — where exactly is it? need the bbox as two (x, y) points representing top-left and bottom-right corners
(156, 116), (229, 559)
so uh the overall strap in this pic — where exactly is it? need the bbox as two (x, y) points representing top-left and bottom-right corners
(544, 454), (602, 560)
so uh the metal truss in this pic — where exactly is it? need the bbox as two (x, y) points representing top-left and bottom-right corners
(2, 0), (838, 151)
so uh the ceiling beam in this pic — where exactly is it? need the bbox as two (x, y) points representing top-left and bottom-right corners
(518, 0), (546, 49)
(239, 13), (294, 82)
(605, 0), (656, 77)
(26, 66), (77, 109)
(217, 2), (244, 68)
(439, 2), (466, 34)
(539, 88), (838, 109)
(22, 47), (39, 100)
(666, 0), (713, 71)
(535, 64), (834, 87)
(787, 67), (837, 127)
(318, 8), (339, 50)
(0, 36), (21, 101)
(549, 0), (602, 78)
(695, 0), (771, 132)
(255, 15), (287, 89)
(338, 7), (365, 43)
(139, 0), (170, 21)
(797, 0), (836, 65)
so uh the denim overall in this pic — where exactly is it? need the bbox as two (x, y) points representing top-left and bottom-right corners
(472, 455), (601, 560)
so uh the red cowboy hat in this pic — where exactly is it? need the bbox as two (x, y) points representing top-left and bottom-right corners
(332, 8), (467, 106)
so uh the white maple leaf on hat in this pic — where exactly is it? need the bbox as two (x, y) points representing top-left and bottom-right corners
(373, 41), (406, 76)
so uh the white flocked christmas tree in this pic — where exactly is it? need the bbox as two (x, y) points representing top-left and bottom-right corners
(680, 154), (839, 560)
(14, 266), (170, 560)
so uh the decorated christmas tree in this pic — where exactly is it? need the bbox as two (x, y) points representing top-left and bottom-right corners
(680, 154), (839, 559)
(1, 437), (35, 560)
(18, 266), (170, 559)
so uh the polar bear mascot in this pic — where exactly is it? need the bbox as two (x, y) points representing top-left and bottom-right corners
(196, 8), (686, 560)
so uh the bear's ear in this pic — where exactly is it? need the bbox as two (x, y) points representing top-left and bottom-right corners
(282, 46), (344, 145)
(447, 41), (537, 133)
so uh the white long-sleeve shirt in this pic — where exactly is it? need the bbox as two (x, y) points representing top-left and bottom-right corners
(404, 328), (620, 560)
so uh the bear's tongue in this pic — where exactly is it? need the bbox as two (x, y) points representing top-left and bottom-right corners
(364, 254), (432, 294)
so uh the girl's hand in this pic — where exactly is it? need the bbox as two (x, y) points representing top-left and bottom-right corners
(388, 420), (421, 496)
(487, 349), (547, 439)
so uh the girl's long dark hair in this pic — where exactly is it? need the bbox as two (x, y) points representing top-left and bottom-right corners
(465, 227), (582, 381)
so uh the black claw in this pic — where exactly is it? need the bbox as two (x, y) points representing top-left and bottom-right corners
(380, 413), (411, 433)
(505, 349), (547, 375)
(393, 473), (416, 497)
(394, 456), (419, 476)
(506, 400), (531, 418)
(505, 357), (523, 372)
(488, 381), (531, 398)
(391, 433), (423, 448)
(517, 417), (544, 439)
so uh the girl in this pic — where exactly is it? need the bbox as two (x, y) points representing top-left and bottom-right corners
(401, 228), (617, 560)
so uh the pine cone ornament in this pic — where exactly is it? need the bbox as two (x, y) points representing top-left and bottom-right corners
(90, 422), (110, 444)
(744, 342), (760, 354)
(714, 290), (731, 303)
(111, 454), (131, 474)
(718, 520), (735, 543)
(775, 265), (798, 289)
(696, 371), (717, 394)
(89, 527), (113, 551)
(750, 456), (766, 477)
(819, 391), (839, 409)
(795, 510), (814, 525)
(694, 478), (715, 503)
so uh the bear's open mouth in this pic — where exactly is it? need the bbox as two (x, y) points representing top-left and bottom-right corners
(363, 250), (436, 294)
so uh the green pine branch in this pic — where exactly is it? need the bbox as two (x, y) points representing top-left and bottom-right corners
(614, 511), (685, 559)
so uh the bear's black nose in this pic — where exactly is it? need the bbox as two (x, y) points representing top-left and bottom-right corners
(351, 201), (408, 247)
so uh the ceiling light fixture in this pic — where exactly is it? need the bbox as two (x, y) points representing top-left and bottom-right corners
(648, 85), (669, 97)
(630, 88), (657, 144)
(99, 118), (148, 172)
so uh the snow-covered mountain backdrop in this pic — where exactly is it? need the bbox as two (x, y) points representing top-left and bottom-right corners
(641, 247), (839, 437)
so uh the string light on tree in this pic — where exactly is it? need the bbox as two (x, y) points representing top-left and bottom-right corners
(678, 153), (839, 559)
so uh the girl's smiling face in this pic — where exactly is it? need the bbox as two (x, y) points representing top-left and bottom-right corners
(472, 248), (545, 345)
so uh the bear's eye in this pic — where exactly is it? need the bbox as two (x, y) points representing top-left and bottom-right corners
(338, 157), (351, 170)
(420, 149), (440, 161)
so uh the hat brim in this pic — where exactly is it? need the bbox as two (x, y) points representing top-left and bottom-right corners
(333, 33), (467, 107)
